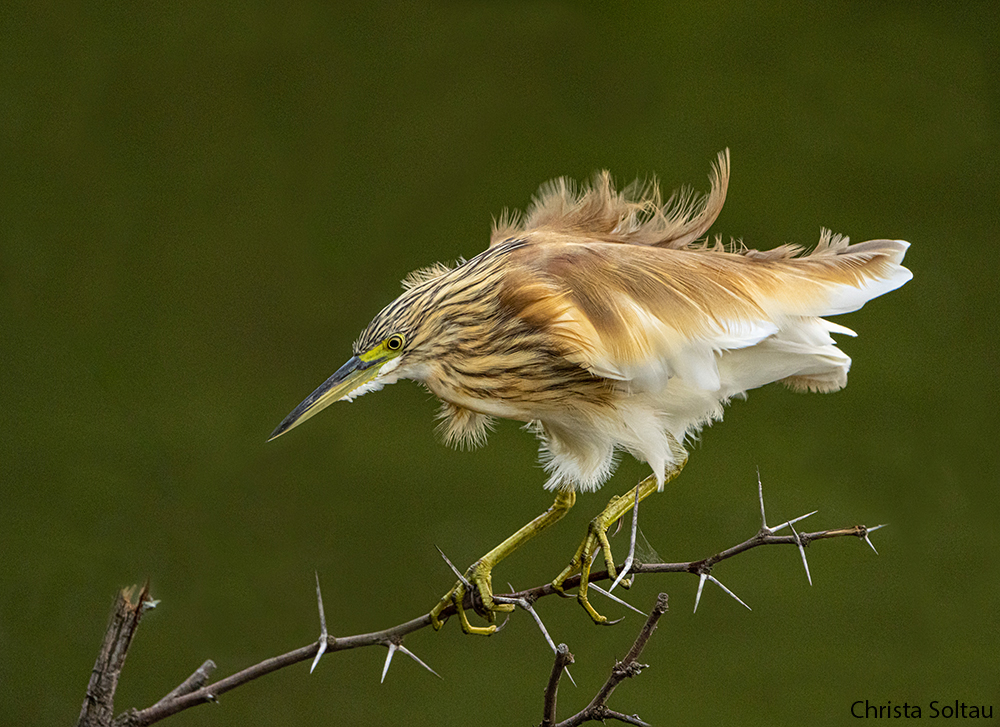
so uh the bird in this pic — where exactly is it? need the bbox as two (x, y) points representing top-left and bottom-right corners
(269, 150), (912, 634)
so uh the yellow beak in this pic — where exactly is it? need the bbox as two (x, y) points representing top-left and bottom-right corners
(268, 354), (385, 441)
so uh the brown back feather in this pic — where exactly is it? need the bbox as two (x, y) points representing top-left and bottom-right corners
(500, 235), (910, 380)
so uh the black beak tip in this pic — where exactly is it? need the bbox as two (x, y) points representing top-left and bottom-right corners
(267, 417), (294, 442)
(266, 354), (369, 443)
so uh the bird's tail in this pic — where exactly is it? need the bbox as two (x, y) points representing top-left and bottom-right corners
(799, 233), (912, 316)
(718, 234), (912, 395)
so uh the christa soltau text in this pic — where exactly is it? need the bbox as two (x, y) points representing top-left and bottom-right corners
(851, 700), (993, 719)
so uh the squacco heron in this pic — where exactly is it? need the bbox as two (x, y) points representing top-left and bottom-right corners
(270, 151), (911, 634)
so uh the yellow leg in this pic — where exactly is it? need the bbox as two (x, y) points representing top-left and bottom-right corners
(553, 455), (687, 624)
(430, 489), (577, 635)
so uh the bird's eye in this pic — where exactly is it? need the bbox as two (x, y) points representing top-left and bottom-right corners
(386, 334), (404, 351)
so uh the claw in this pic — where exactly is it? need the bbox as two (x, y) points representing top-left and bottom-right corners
(551, 515), (618, 624)
(553, 459), (685, 625)
(431, 491), (576, 635)
(430, 558), (515, 636)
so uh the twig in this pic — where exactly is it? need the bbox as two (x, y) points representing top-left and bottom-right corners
(77, 583), (155, 727)
(113, 613), (436, 726)
(552, 593), (668, 727)
(151, 661), (216, 707)
(541, 644), (575, 727)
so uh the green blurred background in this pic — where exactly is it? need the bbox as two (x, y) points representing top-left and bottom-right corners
(3, 2), (997, 725)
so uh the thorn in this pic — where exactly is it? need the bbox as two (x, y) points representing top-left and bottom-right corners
(864, 534), (879, 554)
(140, 596), (161, 613)
(693, 572), (708, 613)
(495, 595), (554, 651)
(609, 562), (632, 593)
(770, 510), (819, 534)
(707, 574), (752, 611)
(494, 590), (575, 685)
(589, 544), (602, 568)
(610, 486), (641, 593)
(757, 467), (767, 530)
(314, 572), (328, 634)
(564, 665), (577, 687)
(856, 524), (886, 554)
(787, 510), (819, 527)
(311, 640), (328, 675)
(311, 572), (329, 674)
(589, 583), (646, 616)
(397, 644), (442, 680)
(435, 546), (470, 588)
(380, 643), (396, 683)
(788, 521), (812, 586)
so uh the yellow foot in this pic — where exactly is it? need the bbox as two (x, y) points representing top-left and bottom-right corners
(553, 457), (686, 624)
(428, 490), (577, 635)
(551, 501), (629, 624)
(429, 559), (514, 635)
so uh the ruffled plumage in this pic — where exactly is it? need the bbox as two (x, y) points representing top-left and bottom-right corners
(337, 151), (913, 491)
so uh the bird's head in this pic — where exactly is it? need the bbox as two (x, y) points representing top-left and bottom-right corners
(268, 285), (440, 442)
(268, 245), (516, 442)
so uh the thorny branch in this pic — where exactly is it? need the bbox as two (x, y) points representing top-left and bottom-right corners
(546, 593), (669, 727)
(78, 516), (884, 727)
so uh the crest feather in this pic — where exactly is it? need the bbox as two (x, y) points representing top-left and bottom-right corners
(402, 261), (455, 290)
(491, 149), (730, 250)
